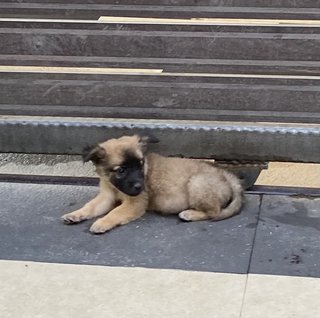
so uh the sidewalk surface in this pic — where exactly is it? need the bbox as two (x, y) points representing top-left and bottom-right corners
(0, 156), (320, 317)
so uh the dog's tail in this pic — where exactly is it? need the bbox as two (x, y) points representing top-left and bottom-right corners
(215, 171), (244, 221)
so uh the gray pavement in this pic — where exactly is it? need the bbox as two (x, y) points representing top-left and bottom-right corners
(0, 181), (319, 276)
(250, 195), (320, 277)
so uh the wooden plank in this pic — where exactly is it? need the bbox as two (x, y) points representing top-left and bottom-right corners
(1, 25), (320, 61)
(3, 20), (320, 33)
(2, 0), (320, 7)
(3, 0), (320, 6)
(1, 55), (319, 76)
(1, 104), (319, 124)
(2, 17), (320, 27)
(1, 65), (320, 80)
(0, 65), (163, 75)
(0, 18), (96, 24)
(98, 17), (320, 27)
(0, 73), (319, 123)
(1, 2), (320, 20)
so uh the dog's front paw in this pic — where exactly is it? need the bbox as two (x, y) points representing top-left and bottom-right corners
(89, 219), (113, 234)
(61, 211), (86, 224)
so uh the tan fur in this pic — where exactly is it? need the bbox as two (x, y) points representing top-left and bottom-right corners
(62, 135), (244, 234)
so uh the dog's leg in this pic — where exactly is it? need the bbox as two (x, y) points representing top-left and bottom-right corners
(89, 200), (146, 234)
(61, 191), (115, 224)
(179, 173), (223, 222)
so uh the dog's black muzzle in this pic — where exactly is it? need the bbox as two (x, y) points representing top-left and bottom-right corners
(121, 180), (145, 196)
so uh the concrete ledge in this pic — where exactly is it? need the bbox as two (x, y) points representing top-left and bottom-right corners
(1, 116), (319, 162)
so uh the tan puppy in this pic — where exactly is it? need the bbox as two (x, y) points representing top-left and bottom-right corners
(62, 135), (244, 234)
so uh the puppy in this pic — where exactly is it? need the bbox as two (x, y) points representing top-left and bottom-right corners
(62, 135), (244, 234)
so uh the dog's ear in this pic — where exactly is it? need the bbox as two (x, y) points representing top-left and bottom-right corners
(82, 145), (106, 164)
(138, 134), (159, 153)
(138, 134), (159, 146)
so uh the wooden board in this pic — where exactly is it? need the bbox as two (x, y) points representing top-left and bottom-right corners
(1, 55), (319, 76)
(0, 72), (319, 124)
(1, 1), (320, 20)
(98, 17), (320, 27)
(0, 10), (319, 160)
(1, 23), (320, 62)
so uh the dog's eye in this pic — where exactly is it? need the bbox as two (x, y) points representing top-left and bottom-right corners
(117, 166), (125, 174)
(113, 166), (126, 177)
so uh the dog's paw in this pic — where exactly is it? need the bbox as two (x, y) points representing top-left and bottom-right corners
(61, 212), (85, 224)
(89, 219), (112, 234)
(179, 209), (210, 222)
(178, 210), (193, 222)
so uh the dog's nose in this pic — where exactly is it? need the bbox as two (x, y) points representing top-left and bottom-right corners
(133, 182), (142, 191)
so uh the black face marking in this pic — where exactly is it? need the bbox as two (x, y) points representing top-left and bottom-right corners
(110, 152), (145, 196)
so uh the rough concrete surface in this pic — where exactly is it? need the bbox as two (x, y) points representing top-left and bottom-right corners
(0, 153), (95, 176)
(0, 260), (247, 318)
(0, 153), (320, 187)
(0, 182), (260, 273)
(0, 180), (320, 277)
(250, 195), (320, 277)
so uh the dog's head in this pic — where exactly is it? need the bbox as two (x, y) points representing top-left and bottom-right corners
(82, 135), (159, 196)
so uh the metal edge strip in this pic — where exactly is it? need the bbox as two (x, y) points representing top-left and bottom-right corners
(1, 116), (319, 135)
